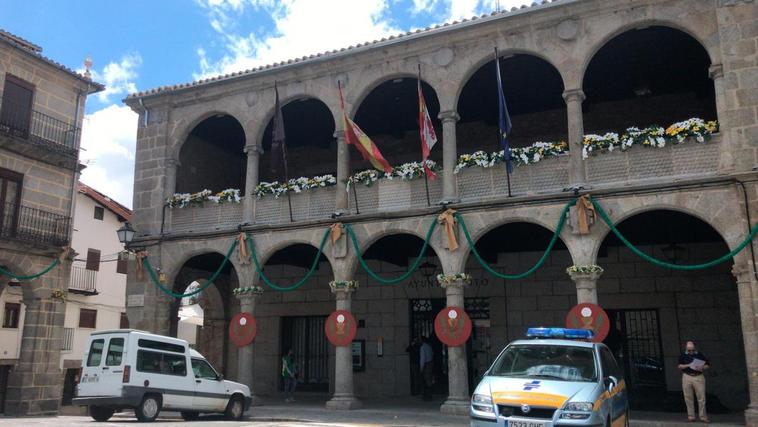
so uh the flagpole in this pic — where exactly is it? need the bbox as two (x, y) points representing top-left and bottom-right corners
(339, 80), (360, 215)
(274, 80), (295, 221)
(494, 48), (513, 198)
(419, 64), (431, 207)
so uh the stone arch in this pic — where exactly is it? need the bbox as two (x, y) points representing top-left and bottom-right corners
(253, 92), (340, 149)
(348, 73), (443, 119)
(253, 235), (338, 272)
(169, 108), (248, 163)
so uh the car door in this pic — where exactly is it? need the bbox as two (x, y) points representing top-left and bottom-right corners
(191, 358), (227, 411)
(100, 336), (127, 390)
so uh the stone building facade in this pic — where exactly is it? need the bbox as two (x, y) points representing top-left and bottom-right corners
(0, 30), (102, 415)
(124, 0), (758, 423)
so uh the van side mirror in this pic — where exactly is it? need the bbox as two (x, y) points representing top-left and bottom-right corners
(216, 374), (224, 381)
(605, 375), (618, 392)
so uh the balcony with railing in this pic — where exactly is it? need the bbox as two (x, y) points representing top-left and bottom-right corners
(69, 266), (98, 295)
(0, 96), (80, 165)
(0, 202), (71, 246)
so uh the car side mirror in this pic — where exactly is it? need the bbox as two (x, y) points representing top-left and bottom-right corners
(605, 375), (618, 392)
(217, 374), (224, 381)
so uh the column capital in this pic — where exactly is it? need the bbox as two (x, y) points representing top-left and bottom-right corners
(566, 266), (603, 282)
(330, 280), (358, 294)
(165, 158), (180, 168)
(234, 286), (264, 301)
(438, 110), (460, 123)
(562, 89), (586, 103)
(244, 144), (263, 155)
(709, 63), (724, 80)
(437, 273), (471, 290)
(731, 261), (755, 284)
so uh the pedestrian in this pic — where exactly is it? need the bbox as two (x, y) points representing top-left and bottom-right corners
(282, 348), (297, 403)
(677, 341), (710, 423)
(406, 337), (421, 395)
(419, 335), (434, 401)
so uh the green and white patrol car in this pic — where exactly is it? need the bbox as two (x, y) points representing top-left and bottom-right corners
(470, 328), (629, 427)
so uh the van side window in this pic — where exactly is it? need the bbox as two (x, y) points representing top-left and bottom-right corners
(191, 358), (218, 380)
(137, 350), (187, 376)
(138, 339), (185, 354)
(87, 339), (104, 367)
(106, 338), (125, 366)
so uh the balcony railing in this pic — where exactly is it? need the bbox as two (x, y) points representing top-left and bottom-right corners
(61, 327), (74, 351)
(0, 97), (79, 154)
(0, 202), (71, 246)
(70, 266), (97, 294)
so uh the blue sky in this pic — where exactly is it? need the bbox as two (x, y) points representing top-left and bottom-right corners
(0, 0), (527, 207)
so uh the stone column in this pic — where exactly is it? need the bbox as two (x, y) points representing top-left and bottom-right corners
(163, 158), (179, 200)
(335, 130), (349, 213)
(710, 64), (734, 172)
(235, 288), (263, 406)
(563, 89), (587, 189)
(567, 268), (602, 305)
(732, 263), (758, 425)
(326, 283), (361, 410)
(243, 144), (262, 224)
(439, 277), (469, 415)
(438, 110), (460, 204)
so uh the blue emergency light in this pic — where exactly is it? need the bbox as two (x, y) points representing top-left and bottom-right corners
(526, 327), (594, 340)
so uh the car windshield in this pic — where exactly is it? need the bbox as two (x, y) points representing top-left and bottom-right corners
(490, 344), (597, 382)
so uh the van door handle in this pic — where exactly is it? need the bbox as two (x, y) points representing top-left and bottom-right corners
(102, 367), (109, 370)
(196, 380), (201, 383)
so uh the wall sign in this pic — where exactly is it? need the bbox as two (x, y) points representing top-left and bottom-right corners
(325, 310), (357, 347)
(434, 306), (472, 347)
(229, 312), (257, 347)
(351, 340), (365, 371)
(565, 303), (610, 343)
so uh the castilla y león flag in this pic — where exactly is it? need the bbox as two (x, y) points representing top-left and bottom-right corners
(338, 82), (392, 174)
(418, 73), (438, 179)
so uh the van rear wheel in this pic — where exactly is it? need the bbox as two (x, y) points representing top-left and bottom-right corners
(89, 406), (114, 422)
(225, 395), (244, 420)
(135, 394), (161, 422)
(181, 411), (200, 421)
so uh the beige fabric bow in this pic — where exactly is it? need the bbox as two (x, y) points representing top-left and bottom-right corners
(330, 223), (344, 244)
(437, 209), (459, 252)
(576, 194), (596, 235)
(238, 233), (250, 264)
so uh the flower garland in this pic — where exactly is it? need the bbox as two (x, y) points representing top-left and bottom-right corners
(454, 141), (568, 174)
(166, 189), (240, 208)
(565, 265), (604, 274)
(254, 174), (337, 198)
(582, 118), (718, 159)
(436, 273), (472, 285)
(329, 280), (359, 291)
(350, 160), (441, 187)
(233, 285), (264, 296)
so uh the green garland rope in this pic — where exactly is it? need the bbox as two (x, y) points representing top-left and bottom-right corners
(143, 239), (238, 298)
(591, 198), (758, 271)
(0, 258), (60, 281)
(247, 228), (332, 292)
(456, 198), (575, 280)
(344, 219), (438, 285)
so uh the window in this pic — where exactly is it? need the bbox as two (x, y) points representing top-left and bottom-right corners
(0, 168), (23, 233)
(2, 303), (20, 328)
(116, 257), (128, 275)
(600, 347), (623, 379)
(191, 358), (219, 380)
(93, 206), (104, 220)
(105, 338), (124, 366)
(85, 249), (100, 271)
(120, 312), (130, 329)
(136, 350), (187, 376)
(86, 339), (104, 367)
(0, 74), (34, 135)
(79, 308), (97, 328)
(138, 339), (185, 354)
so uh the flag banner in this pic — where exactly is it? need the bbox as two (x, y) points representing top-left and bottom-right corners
(270, 83), (288, 181)
(495, 52), (514, 174)
(338, 82), (393, 174)
(418, 74), (438, 179)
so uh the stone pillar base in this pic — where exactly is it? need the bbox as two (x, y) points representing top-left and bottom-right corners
(440, 398), (469, 415)
(325, 395), (362, 410)
(745, 406), (758, 426)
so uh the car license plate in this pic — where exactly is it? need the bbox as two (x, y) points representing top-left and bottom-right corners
(507, 420), (546, 427)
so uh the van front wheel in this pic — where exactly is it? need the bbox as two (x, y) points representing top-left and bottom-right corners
(135, 394), (161, 422)
(89, 406), (114, 422)
(225, 395), (244, 420)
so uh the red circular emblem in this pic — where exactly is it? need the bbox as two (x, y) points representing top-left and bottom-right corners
(565, 303), (610, 343)
(229, 313), (257, 347)
(434, 307), (472, 347)
(325, 310), (357, 347)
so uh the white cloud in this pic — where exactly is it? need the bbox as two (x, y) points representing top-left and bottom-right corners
(87, 53), (143, 103)
(79, 104), (139, 208)
(194, 0), (400, 79)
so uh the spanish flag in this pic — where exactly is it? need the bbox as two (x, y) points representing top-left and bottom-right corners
(338, 82), (393, 174)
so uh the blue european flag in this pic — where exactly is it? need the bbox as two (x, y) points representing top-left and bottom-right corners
(495, 54), (513, 174)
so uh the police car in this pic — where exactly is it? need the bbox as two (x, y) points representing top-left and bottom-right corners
(470, 328), (629, 427)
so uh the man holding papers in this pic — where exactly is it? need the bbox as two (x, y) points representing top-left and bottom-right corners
(677, 341), (711, 423)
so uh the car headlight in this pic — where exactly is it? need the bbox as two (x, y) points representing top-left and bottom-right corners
(560, 402), (593, 419)
(471, 393), (495, 414)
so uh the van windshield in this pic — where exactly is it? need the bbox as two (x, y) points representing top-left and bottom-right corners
(490, 344), (597, 382)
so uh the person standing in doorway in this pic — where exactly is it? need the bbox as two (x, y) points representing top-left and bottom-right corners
(677, 341), (710, 423)
(282, 348), (297, 403)
(419, 335), (434, 401)
(406, 337), (421, 395)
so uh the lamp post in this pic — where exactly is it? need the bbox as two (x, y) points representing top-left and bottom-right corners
(116, 222), (136, 249)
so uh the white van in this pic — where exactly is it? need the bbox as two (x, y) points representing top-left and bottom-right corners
(72, 329), (251, 422)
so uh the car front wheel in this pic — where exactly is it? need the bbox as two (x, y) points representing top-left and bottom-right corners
(89, 405), (114, 422)
(135, 394), (161, 422)
(225, 395), (244, 420)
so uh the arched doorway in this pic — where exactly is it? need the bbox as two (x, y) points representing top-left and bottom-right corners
(596, 209), (746, 412)
(176, 115), (247, 194)
(259, 98), (336, 181)
(170, 252), (239, 378)
(583, 26), (716, 133)
(457, 54), (566, 153)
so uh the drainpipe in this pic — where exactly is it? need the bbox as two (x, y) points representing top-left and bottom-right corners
(66, 87), (88, 250)
(138, 98), (149, 127)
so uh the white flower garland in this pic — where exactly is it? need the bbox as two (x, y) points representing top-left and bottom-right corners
(166, 189), (240, 208)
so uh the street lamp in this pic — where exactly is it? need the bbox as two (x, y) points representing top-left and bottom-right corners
(117, 222), (136, 248)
